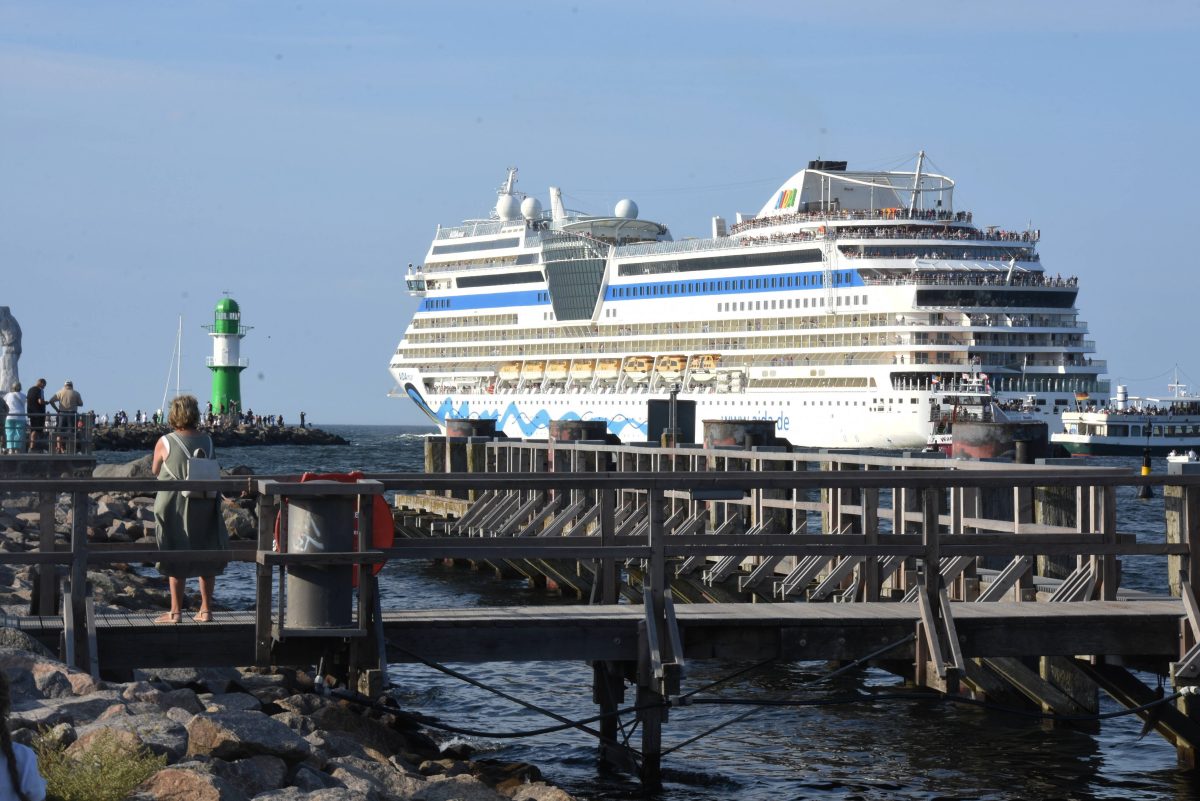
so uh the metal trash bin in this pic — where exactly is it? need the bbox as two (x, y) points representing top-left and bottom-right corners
(286, 487), (354, 629)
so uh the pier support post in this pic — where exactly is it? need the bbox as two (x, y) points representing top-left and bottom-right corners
(32, 491), (57, 616)
(66, 491), (90, 671)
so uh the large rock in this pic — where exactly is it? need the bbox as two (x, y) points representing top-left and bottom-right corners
(0, 627), (55, 659)
(135, 666), (242, 694)
(131, 767), (248, 801)
(327, 754), (426, 800)
(10, 690), (125, 727)
(416, 774), (510, 801)
(252, 789), (361, 801)
(196, 755), (288, 798)
(185, 711), (313, 763)
(504, 784), (578, 801)
(76, 713), (189, 761)
(94, 455), (156, 479)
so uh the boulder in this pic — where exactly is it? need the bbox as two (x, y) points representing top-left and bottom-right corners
(0, 628), (56, 659)
(290, 763), (344, 792)
(185, 711), (313, 763)
(10, 689), (125, 727)
(135, 667), (242, 694)
(76, 713), (189, 761)
(65, 726), (144, 761)
(204, 755), (288, 798)
(204, 692), (261, 713)
(130, 766), (249, 801)
(504, 783), (578, 801)
(253, 789), (361, 801)
(416, 774), (510, 801)
(94, 455), (156, 479)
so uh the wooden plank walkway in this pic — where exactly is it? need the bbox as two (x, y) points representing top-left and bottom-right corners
(11, 600), (1186, 671)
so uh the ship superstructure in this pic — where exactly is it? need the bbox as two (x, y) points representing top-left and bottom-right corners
(389, 155), (1107, 448)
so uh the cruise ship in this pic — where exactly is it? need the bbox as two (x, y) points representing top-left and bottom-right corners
(389, 154), (1108, 449)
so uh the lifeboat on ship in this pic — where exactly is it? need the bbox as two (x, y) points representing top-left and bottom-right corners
(656, 355), (686, 381)
(521, 361), (546, 382)
(570, 359), (596, 381)
(546, 360), (569, 381)
(623, 355), (653, 382)
(595, 358), (621, 380)
(689, 354), (720, 382)
(498, 362), (522, 382)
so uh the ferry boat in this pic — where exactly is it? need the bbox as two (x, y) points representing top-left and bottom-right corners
(1053, 375), (1200, 456)
(389, 154), (1108, 448)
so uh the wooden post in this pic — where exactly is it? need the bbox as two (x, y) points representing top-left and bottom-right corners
(860, 488), (880, 602)
(68, 491), (89, 671)
(638, 487), (666, 790)
(1168, 483), (1200, 767)
(34, 491), (57, 616)
(598, 489), (617, 605)
(255, 494), (278, 665)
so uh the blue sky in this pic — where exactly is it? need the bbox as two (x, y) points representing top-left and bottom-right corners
(2, 1), (1198, 424)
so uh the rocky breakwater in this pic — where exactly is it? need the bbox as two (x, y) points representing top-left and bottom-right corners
(95, 425), (349, 452)
(1, 640), (575, 800)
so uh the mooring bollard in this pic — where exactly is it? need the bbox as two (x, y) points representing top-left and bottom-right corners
(286, 485), (355, 629)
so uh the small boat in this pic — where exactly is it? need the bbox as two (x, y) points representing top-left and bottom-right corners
(570, 360), (595, 381)
(546, 360), (569, 381)
(498, 362), (522, 381)
(522, 361), (546, 381)
(656, 355), (686, 380)
(1053, 372), (1200, 456)
(595, 358), (621, 380)
(689, 354), (720, 382)
(624, 356), (652, 382)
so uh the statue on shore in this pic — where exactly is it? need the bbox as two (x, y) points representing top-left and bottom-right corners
(0, 307), (19, 393)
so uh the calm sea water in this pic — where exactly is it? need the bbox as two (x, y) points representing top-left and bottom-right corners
(100, 426), (1198, 800)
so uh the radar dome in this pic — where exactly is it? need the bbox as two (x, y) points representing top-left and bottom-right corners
(520, 197), (543, 220)
(496, 194), (521, 221)
(614, 198), (639, 219)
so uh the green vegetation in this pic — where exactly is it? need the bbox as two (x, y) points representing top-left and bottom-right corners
(34, 729), (166, 801)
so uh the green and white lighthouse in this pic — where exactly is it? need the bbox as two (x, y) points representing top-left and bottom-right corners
(204, 295), (251, 414)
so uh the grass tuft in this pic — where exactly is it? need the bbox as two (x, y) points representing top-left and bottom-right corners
(34, 728), (167, 801)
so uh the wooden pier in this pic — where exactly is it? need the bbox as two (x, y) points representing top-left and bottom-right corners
(2, 439), (1200, 787)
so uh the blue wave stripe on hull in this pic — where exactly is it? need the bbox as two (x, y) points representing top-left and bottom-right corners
(432, 398), (648, 438)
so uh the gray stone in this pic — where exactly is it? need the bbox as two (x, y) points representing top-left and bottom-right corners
(130, 766), (249, 801)
(205, 692), (262, 713)
(33, 668), (73, 699)
(415, 774), (509, 801)
(77, 713), (190, 762)
(253, 789), (361, 801)
(289, 764), (343, 792)
(186, 711), (313, 763)
(328, 755), (426, 800)
(159, 688), (204, 714)
(135, 667), (241, 694)
(10, 689), (125, 727)
(0, 627), (55, 659)
(209, 755), (288, 798)
(505, 783), (578, 801)
(166, 706), (194, 725)
(94, 455), (156, 479)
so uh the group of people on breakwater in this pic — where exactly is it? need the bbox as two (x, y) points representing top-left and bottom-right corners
(0, 378), (84, 455)
(98, 404), (305, 431)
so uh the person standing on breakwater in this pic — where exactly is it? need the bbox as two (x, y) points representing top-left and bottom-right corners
(151, 394), (229, 624)
(2, 384), (25, 455)
(24, 379), (46, 453)
(0, 671), (45, 800)
(48, 380), (82, 454)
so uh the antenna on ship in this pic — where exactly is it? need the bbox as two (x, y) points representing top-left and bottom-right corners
(908, 150), (925, 213)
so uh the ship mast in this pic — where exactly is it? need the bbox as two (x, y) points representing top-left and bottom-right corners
(908, 149), (925, 213)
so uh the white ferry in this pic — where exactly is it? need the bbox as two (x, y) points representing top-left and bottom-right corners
(389, 154), (1107, 448)
(1053, 376), (1200, 456)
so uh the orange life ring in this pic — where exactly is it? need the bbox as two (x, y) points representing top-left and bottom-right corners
(272, 470), (394, 586)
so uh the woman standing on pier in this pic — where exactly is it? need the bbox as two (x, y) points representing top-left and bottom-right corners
(2, 384), (25, 455)
(151, 394), (229, 623)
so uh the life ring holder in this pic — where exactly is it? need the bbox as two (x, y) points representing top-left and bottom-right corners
(272, 470), (394, 586)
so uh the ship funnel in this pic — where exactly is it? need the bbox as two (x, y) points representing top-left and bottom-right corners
(1115, 384), (1128, 411)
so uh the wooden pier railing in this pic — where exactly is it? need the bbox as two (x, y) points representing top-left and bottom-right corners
(2, 447), (1200, 786)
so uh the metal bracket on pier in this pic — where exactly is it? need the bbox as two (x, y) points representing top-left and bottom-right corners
(641, 588), (685, 695)
(1175, 578), (1200, 680)
(915, 585), (964, 692)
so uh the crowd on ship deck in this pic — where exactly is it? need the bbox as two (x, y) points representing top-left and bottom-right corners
(842, 247), (1041, 263)
(861, 272), (1076, 286)
(730, 207), (971, 235)
(1087, 401), (1200, 416)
